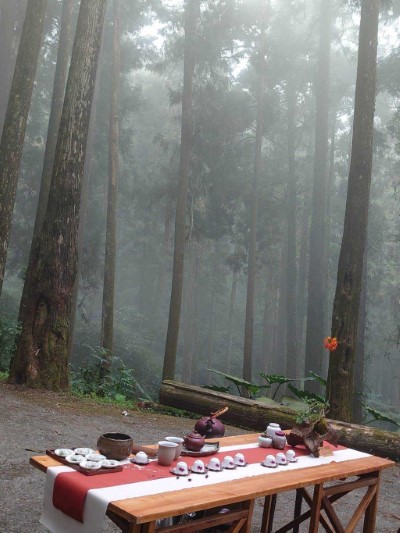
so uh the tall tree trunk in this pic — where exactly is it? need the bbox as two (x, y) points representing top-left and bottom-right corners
(9, 0), (107, 390)
(181, 244), (196, 383)
(296, 189), (310, 361)
(285, 80), (298, 379)
(100, 0), (121, 380)
(32, 0), (75, 238)
(275, 231), (288, 377)
(304, 0), (331, 390)
(0, 1), (21, 130)
(0, 0), (47, 296)
(243, 0), (267, 383)
(226, 269), (238, 373)
(353, 252), (367, 423)
(327, 0), (379, 422)
(162, 0), (198, 380)
(18, 0), (74, 325)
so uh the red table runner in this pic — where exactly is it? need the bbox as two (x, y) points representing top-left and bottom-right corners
(53, 443), (339, 522)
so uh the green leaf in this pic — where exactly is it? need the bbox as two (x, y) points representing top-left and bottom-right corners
(308, 371), (327, 387)
(259, 372), (295, 385)
(364, 407), (400, 427)
(287, 384), (328, 406)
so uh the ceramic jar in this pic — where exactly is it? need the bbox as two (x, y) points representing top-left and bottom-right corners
(258, 435), (273, 448)
(272, 431), (287, 450)
(266, 422), (281, 438)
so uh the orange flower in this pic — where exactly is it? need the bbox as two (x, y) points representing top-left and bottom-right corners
(323, 336), (338, 351)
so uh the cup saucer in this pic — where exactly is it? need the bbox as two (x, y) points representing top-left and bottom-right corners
(223, 464), (237, 470)
(130, 458), (150, 465)
(261, 461), (277, 468)
(235, 462), (248, 467)
(206, 466), (223, 472)
(170, 467), (189, 476)
(190, 466), (206, 474)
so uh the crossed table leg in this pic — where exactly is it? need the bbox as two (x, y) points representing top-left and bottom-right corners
(261, 471), (381, 533)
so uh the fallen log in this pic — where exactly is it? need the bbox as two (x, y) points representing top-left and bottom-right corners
(159, 380), (400, 461)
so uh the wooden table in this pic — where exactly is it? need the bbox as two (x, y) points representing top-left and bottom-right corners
(30, 434), (394, 533)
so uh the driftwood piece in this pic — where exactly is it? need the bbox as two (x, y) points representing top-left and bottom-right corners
(159, 380), (400, 461)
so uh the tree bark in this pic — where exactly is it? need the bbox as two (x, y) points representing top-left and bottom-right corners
(163, 0), (198, 380)
(160, 380), (400, 461)
(327, 0), (379, 422)
(33, 0), (75, 238)
(226, 269), (238, 373)
(304, 0), (331, 391)
(353, 252), (367, 423)
(9, 0), (107, 390)
(100, 0), (121, 379)
(285, 80), (298, 379)
(0, 0), (47, 296)
(243, 0), (267, 383)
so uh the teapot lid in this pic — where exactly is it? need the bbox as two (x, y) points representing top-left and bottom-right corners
(186, 431), (204, 439)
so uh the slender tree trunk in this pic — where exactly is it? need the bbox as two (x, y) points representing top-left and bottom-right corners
(226, 269), (238, 373)
(304, 0), (331, 390)
(182, 245), (196, 383)
(163, 0), (198, 380)
(243, 0), (267, 383)
(296, 189), (310, 361)
(0, 1), (20, 130)
(0, 0), (48, 296)
(18, 0), (74, 325)
(100, 0), (121, 379)
(9, 0), (107, 390)
(327, 0), (379, 421)
(275, 232), (287, 377)
(33, 0), (75, 238)
(353, 252), (367, 423)
(286, 81), (298, 379)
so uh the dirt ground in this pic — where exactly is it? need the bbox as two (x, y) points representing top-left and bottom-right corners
(0, 382), (399, 532)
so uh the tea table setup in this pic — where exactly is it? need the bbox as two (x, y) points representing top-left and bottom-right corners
(30, 428), (394, 533)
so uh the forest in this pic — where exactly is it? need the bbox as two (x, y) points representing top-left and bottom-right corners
(0, 0), (399, 431)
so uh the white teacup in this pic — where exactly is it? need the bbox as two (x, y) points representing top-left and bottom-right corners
(165, 436), (184, 459)
(286, 449), (296, 462)
(175, 460), (189, 475)
(276, 452), (287, 465)
(222, 455), (235, 469)
(234, 453), (246, 466)
(207, 457), (221, 471)
(264, 454), (277, 468)
(135, 451), (148, 464)
(192, 459), (205, 473)
(157, 441), (178, 466)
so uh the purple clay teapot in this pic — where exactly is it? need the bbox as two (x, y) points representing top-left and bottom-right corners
(194, 407), (228, 438)
(183, 431), (205, 451)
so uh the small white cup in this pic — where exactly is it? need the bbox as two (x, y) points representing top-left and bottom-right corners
(234, 453), (245, 466)
(222, 455), (235, 469)
(208, 457), (221, 471)
(157, 441), (178, 466)
(286, 449), (296, 462)
(135, 451), (148, 464)
(192, 459), (205, 473)
(165, 436), (184, 459)
(276, 452), (287, 465)
(176, 460), (189, 475)
(264, 454), (277, 468)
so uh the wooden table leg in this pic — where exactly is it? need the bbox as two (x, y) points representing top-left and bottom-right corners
(293, 489), (303, 533)
(363, 472), (381, 533)
(261, 494), (277, 533)
(309, 483), (324, 533)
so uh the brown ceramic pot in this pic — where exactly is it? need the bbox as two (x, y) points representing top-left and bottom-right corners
(97, 432), (133, 460)
(183, 431), (205, 452)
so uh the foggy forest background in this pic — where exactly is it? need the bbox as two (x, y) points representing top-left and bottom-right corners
(0, 0), (399, 428)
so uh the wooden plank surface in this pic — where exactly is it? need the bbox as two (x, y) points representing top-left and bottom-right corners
(30, 433), (394, 526)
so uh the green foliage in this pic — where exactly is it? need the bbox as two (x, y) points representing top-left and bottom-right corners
(207, 369), (269, 398)
(0, 371), (9, 382)
(363, 406), (400, 428)
(0, 317), (20, 372)
(70, 346), (153, 403)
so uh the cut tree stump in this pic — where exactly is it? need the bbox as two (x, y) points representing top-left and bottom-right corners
(159, 380), (400, 461)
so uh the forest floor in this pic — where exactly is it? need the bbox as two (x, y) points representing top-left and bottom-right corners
(0, 381), (399, 533)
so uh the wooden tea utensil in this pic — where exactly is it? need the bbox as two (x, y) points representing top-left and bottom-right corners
(132, 444), (157, 457)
